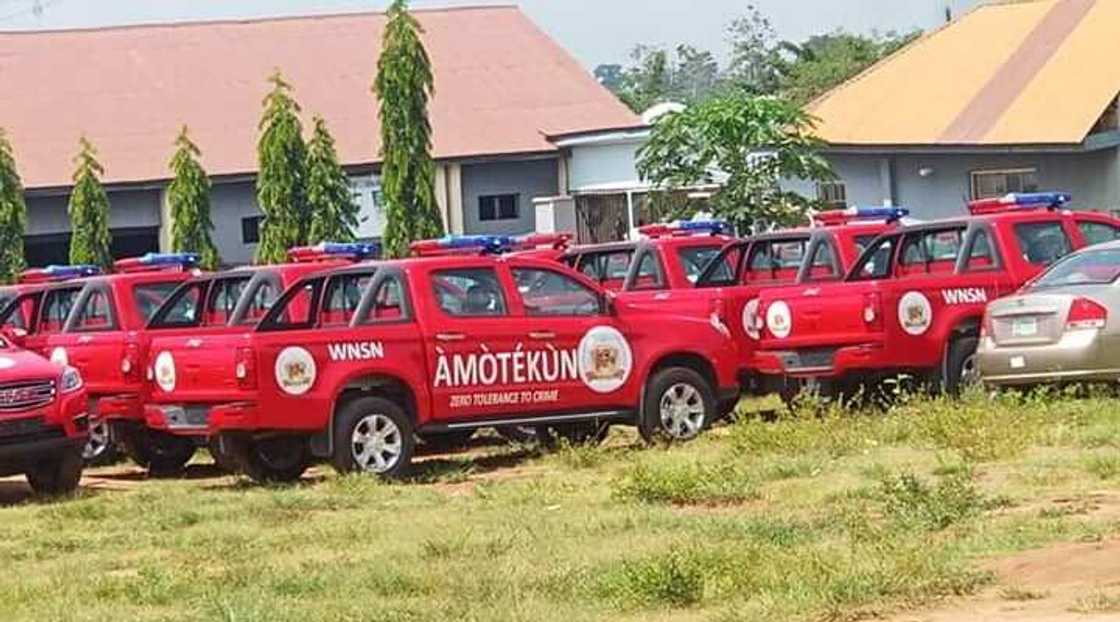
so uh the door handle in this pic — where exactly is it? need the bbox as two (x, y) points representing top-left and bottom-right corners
(187, 339), (203, 348)
(528, 331), (556, 340)
(78, 336), (93, 344)
(436, 333), (466, 342)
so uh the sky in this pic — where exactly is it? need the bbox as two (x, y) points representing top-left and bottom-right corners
(0, 0), (983, 68)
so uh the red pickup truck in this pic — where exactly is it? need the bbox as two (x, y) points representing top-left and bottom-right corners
(201, 245), (739, 482)
(45, 254), (201, 468)
(140, 243), (379, 473)
(0, 339), (88, 494)
(752, 193), (1120, 396)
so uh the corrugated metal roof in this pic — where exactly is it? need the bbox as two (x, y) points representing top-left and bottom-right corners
(809, 0), (1120, 147)
(0, 6), (640, 189)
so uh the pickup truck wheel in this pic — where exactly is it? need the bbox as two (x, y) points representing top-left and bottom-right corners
(207, 436), (239, 473)
(332, 397), (414, 479)
(639, 367), (714, 444)
(81, 421), (120, 466)
(237, 437), (309, 484)
(124, 430), (196, 476)
(944, 336), (980, 396)
(26, 446), (83, 495)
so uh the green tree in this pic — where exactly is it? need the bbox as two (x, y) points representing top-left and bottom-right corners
(375, 0), (444, 258)
(776, 31), (919, 105)
(637, 94), (834, 232)
(306, 116), (359, 243)
(68, 137), (113, 270)
(725, 5), (782, 94)
(672, 45), (720, 103)
(167, 126), (220, 269)
(0, 129), (27, 284)
(255, 71), (308, 264)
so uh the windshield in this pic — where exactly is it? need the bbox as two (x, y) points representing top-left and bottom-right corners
(1029, 248), (1120, 290)
(676, 245), (726, 283)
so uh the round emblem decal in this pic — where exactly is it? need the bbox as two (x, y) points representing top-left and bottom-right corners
(50, 347), (68, 367)
(0, 357), (15, 370)
(154, 351), (176, 392)
(742, 299), (761, 340)
(766, 301), (792, 339)
(898, 291), (933, 336)
(578, 326), (633, 394)
(274, 346), (317, 396)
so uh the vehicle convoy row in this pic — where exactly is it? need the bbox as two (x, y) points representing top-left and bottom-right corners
(3, 192), (1115, 491)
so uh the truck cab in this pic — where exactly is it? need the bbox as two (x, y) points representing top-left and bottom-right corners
(45, 253), (201, 465)
(752, 193), (1120, 396)
(204, 240), (739, 483)
(0, 265), (102, 356)
(139, 243), (379, 473)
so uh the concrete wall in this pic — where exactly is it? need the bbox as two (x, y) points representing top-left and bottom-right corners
(26, 189), (161, 235)
(567, 141), (644, 191)
(460, 158), (559, 235)
(822, 149), (1120, 220)
(209, 181), (262, 266)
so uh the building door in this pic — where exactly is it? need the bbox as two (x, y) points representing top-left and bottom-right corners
(575, 194), (628, 243)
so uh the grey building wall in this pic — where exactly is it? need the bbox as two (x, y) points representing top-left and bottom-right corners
(822, 149), (1120, 220)
(26, 189), (161, 235)
(210, 181), (262, 266)
(461, 158), (559, 235)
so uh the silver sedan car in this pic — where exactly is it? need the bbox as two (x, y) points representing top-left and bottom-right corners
(978, 241), (1120, 387)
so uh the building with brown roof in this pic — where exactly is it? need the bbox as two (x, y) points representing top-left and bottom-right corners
(0, 6), (641, 264)
(797, 0), (1120, 219)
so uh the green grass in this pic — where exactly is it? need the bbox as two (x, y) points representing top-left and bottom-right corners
(1, 390), (1119, 621)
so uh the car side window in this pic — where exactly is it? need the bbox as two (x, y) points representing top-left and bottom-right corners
(205, 277), (250, 326)
(805, 241), (840, 281)
(965, 230), (996, 271)
(513, 268), (601, 317)
(41, 289), (79, 333)
(133, 282), (183, 322)
(321, 272), (375, 327)
(432, 268), (507, 317)
(237, 280), (282, 326)
(0, 294), (33, 331)
(630, 250), (665, 290)
(746, 239), (805, 282)
(364, 276), (409, 323)
(258, 280), (321, 332)
(898, 228), (964, 275)
(150, 282), (205, 328)
(1078, 221), (1120, 246)
(852, 236), (897, 281)
(71, 289), (117, 332)
(1015, 221), (1073, 266)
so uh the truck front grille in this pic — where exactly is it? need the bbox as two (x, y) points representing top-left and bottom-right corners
(0, 380), (55, 412)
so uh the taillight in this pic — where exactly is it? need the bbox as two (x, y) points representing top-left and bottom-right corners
(122, 342), (142, 381)
(235, 347), (257, 389)
(862, 292), (883, 330)
(1066, 297), (1107, 331)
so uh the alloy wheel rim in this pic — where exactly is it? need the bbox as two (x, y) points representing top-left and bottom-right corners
(82, 421), (110, 460)
(351, 414), (403, 473)
(960, 353), (980, 387)
(659, 382), (704, 440)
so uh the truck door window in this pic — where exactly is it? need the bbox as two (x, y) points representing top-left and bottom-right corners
(1078, 221), (1120, 246)
(134, 282), (184, 322)
(747, 239), (805, 282)
(851, 236), (897, 281)
(965, 230), (996, 271)
(205, 277), (251, 325)
(321, 272), (375, 327)
(806, 241), (840, 281)
(1015, 221), (1072, 266)
(513, 268), (601, 316)
(676, 245), (726, 284)
(258, 280), (322, 332)
(0, 295), (32, 330)
(150, 282), (205, 328)
(366, 276), (408, 322)
(42, 288), (80, 332)
(432, 269), (507, 317)
(630, 250), (665, 290)
(71, 289), (117, 332)
(898, 229), (963, 275)
(236, 280), (282, 326)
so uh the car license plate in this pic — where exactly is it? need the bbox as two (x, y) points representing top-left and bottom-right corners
(1010, 356), (1026, 369)
(1012, 317), (1038, 337)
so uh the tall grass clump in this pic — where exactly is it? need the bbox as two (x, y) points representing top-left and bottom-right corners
(612, 460), (759, 506)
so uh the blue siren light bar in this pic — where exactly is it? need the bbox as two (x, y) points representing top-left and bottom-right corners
(19, 264), (102, 284)
(814, 206), (910, 226)
(288, 242), (380, 262)
(639, 219), (733, 238)
(969, 192), (1071, 215)
(115, 252), (200, 273)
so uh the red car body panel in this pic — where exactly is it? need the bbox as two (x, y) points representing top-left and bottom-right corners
(753, 208), (1120, 381)
(0, 345), (88, 476)
(143, 260), (354, 436)
(205, 255), (739, 440)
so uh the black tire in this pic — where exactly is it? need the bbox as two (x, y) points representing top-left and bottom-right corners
(123, 429), (196, 476)
(331, 396), (415, 480)
(229, 435), (310, 484)
(207, 436), (239, 473)
(417, 429), (475, 453)
(639, 367), (715, 444)
(26, 446), (83, 495)
(81, 420), (121, 466)
(944, 336), (980, 396)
